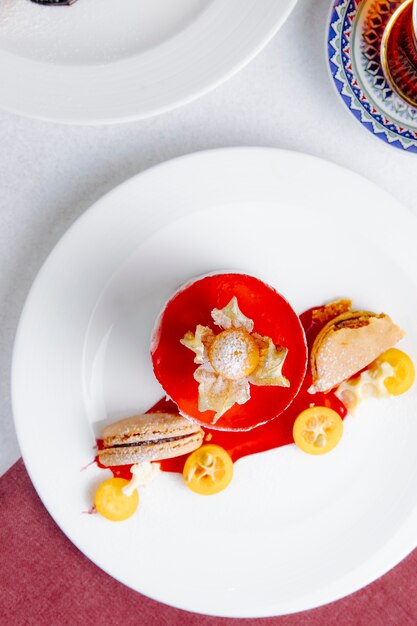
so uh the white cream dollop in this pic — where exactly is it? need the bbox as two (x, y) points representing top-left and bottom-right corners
(335, 361), (394, 413)
(122, 462), (161, 496)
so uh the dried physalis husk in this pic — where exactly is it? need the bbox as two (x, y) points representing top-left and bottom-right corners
(249, 335), (290, 387)
(180, 325), (214, 364)
(181, 297), (290, 422)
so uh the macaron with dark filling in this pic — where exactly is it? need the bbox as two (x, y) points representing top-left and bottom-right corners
(99, 412), (204, 466)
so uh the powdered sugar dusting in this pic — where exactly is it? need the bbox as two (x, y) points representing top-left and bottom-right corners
(210, 331), (256, 379)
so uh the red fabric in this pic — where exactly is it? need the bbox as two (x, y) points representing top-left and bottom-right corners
(1, 459), (416, 626)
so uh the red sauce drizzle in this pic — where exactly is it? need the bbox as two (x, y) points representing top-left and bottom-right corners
(96, 306), (347, 476)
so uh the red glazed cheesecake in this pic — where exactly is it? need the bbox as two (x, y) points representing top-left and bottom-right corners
(151, 273), (308, 431)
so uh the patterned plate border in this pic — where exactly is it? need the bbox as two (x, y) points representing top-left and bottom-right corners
(328, 0), (417, 152)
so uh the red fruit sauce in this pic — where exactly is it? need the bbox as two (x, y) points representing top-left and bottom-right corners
(96, 305), (347, 477)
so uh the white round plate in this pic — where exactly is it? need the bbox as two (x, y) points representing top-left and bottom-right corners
(0, 0), (297, 124)
(12, 148), (417, 617)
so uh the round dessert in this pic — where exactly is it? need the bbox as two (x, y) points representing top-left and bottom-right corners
(151, 273), (308, 431)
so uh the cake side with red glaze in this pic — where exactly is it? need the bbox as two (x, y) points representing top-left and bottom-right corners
(151, 273), (308, 431)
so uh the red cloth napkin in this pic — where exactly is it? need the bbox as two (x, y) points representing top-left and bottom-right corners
(1, 459), (416, 626)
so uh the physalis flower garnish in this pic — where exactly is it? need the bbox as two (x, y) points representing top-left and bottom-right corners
(180, 296), (290, 423)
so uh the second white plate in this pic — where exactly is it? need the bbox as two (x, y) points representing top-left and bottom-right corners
(0, 0), (297, 123)
(12, 148), (417, 617)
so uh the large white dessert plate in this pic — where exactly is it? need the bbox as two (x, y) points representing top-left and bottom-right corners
(12, 148), (417, 617)
(0, 0), (297, 124)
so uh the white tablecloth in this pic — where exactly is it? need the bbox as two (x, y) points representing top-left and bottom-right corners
(1, 0), (416, 476)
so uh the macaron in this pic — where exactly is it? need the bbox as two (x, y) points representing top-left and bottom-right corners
(98, 412), (204, 466)
(311, 311), (404, 392)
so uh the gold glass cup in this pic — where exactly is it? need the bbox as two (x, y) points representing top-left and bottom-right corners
(381, 0), (417, 107)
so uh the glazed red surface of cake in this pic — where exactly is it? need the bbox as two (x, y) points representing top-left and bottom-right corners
(151, 273), (308, 430)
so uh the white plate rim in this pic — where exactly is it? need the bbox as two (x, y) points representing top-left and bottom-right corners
(0, 0), (297, 124)
(11, 147), (417, 617)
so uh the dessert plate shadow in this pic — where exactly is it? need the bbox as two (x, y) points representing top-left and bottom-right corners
(12, 148), (417, 617)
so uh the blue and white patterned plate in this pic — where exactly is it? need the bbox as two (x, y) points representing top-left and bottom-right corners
(328, 0), (417, 152)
